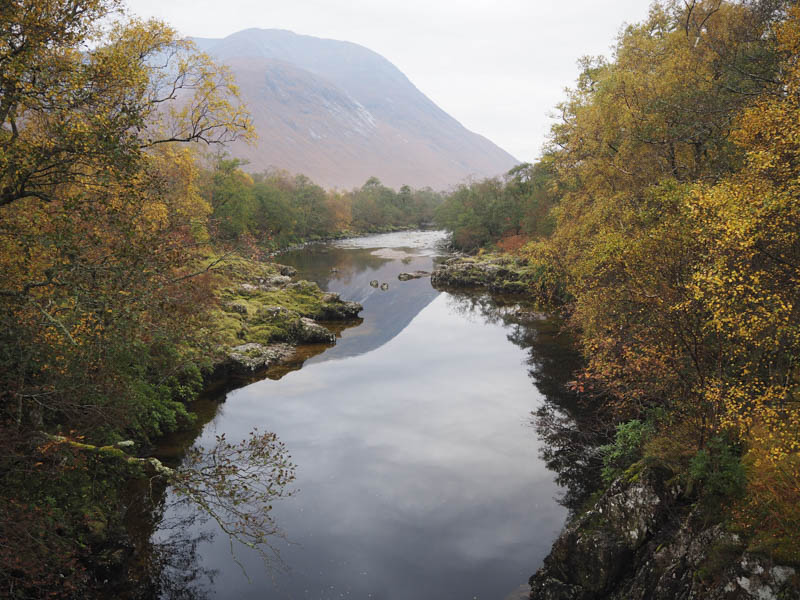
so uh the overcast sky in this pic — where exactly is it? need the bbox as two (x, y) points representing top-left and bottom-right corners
(125, 0), (654, 163)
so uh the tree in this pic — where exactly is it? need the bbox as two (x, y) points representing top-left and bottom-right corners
(0, 4), (255, 595)
(0, 2), (252, 209)
(543, 0), (786, 427)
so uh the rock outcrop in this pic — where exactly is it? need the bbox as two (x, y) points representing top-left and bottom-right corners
(225, 343), (295, 374)
(529, 469), (799, 600)
(276, 264), (297, 277)
(211, 256), (363, 377)
(314, 292), (363, 320)
(431, 256), (531, 295)
(292, 317), (336, 344)
(398, 270), (430, 281)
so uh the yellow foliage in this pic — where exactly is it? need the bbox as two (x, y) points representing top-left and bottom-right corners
(687, 6), (800, 462)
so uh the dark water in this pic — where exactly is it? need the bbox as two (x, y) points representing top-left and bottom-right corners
(133, 231), (598, 600)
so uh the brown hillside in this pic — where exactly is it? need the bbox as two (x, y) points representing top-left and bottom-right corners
(193, 29), (519, 189)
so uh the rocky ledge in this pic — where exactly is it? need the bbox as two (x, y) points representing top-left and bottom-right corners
(210, 259), (363, 376)
(431, 255), (535, 295)
(529, 468), (798, 600)
(315, 292), (363, 320)
(226, 342), (295, 374)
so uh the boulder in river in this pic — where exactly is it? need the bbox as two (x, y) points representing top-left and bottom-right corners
(316, 294), (363, 320)
(431, 256), (529, 295)
(397, 271), (430, 281)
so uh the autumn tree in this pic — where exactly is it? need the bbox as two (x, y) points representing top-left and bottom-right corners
(688, 3), (800, 460)
(0, 5), (253, 595)
(543, 0), (787, 424)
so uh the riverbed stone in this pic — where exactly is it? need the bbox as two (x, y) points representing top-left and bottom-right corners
(432, 256), (530, 294)
(398, 270), (430, 281)
(227, 342), (295, 372)
(292, 317), (336, 344)
(315, 295), (363, 320)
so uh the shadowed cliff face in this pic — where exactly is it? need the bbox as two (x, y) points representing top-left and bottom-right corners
(191, 29), (519, 189)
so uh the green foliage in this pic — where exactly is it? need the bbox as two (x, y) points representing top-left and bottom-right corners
(599, 419), (653, 484)
(0, 435), (142, 598)
(687, 435), (746, 500)
(533, 0), (800, 564)
(435, 160), (559, 251)
(0, 4), (258, 595)
(205, 162), (443, 246)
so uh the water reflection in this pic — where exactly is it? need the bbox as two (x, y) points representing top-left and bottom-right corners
(444, 292), (606, 513)
(278, 231), (447, 361)
(181, 292), (569, 600)
(120, 431), (298, 600)
(120, 482), (216, 600)
(128, 231), (604, 600)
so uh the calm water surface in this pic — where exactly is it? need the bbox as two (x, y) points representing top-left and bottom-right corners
(143, 231), (591, 600)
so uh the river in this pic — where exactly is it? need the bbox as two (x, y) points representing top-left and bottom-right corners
(130, 230), (597, 600)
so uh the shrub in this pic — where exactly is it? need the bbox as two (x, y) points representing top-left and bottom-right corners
(599, 419), (653, 484)
(686, 435), (746, 499)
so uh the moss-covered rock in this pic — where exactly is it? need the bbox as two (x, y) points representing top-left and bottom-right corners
(398, 270), (430, 281)
(431, 253), (567, 303)
(204, 254), (362, 373)
(226, 342), (295, 374)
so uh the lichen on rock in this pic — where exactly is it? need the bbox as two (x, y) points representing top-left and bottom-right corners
(528, 468), (799, 600)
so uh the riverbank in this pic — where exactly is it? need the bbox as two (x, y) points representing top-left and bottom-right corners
(529, 466), (798, 600)
(430, 252), (800, 600)
(431, 253), (567, 303)
(200, 253), (363, 378)
(5, 251), (368, 598)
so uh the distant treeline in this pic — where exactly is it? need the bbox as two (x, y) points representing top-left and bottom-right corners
(434, 160), (558, 251)
(207, 158), (443, 247)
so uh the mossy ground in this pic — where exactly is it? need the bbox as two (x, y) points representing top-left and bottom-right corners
(432, 252), (567, 303)
(198, 253), (342, 353)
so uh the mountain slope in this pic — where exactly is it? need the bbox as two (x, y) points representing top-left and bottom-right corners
(192, 29), (518, 189)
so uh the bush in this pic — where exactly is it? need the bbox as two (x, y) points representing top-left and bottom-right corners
(687, 435), (746, 499)
(599, 419), (652, 484)
(733, 445), (800, 565)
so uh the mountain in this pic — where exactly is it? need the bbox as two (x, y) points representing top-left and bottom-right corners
(192, 29), (518, 190)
